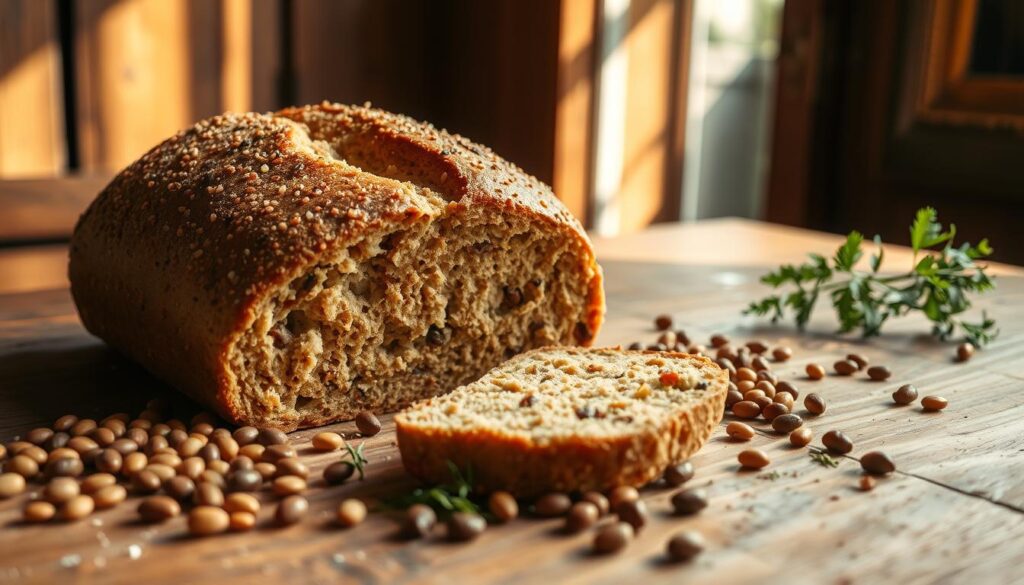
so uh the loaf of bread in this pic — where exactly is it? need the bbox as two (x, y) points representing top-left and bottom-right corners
(395, 347), (727, 497)
(69, 103), (604, 430)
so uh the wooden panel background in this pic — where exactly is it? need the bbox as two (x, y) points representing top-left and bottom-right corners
(0, 0), (695, 240)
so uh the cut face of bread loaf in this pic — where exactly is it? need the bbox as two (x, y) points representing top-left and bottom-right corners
(69, 103), (604, 430)
(395, 347), (727, 497)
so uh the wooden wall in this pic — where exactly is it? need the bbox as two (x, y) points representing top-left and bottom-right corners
(0, 0), (694, 239)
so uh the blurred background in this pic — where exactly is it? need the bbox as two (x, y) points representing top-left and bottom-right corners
(1, 0), (1022, 263)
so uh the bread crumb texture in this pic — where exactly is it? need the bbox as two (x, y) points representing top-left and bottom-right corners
(396, 347), (727, 496)
(69, 103), (605, 430)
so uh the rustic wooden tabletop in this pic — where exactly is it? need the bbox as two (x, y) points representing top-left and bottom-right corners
(0, 218), (1021, 584)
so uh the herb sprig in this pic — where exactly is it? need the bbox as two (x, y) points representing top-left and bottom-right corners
(343, 442), (368, 480)
(810, 451), (840, 468)
(745, 208), (998, 346)
(386, 461), (481, 517)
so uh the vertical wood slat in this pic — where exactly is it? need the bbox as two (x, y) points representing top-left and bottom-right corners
(73, 0), (278, 172)
(0, 0), (66, 178)
(616, 0), (685, 232)
(553, 0), (599, 224)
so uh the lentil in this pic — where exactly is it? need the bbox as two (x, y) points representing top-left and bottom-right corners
(81, 473), (116, 494)
(229, 511), (256, 532)
(165, 476), (196, 501)
(593, 522), (634, 554)
(45, 457), (83, 479)
(272, 475), (307, 496)
(608, 486), (639, 511)
(663, 461), (695, 487)
(654, 314), (673, 330)
(233, 426), (259, 446)
(846, 353), (869, 370)
(762, 402), (790, 422)
(194, 482), (224, 507)
(262, 444), (296, 463)
(581, 492), (610, 516)
(725, 389), (744, 407)
(448, 512), (486, 542)
(337, 498), (368, 527)
(789, 428), (813, 447)
(0, 472), (26, 498)
(866, 366), (892, 381)
(403, 504), (437, 538)
(257, 428), (288, 446)
(822, 430), (853, 454)
(44, 477), (79, 504)
(323, 461), (356, 485)
(92, 484), (127, 509)
(731, 401), (761, 419)
(859, 475), (876, 491)
(228, 469), (263, 492)
(922, 396), (949, 411)
(534, 492), (572, 517)
(834, 360), (858, 376)
(24, 500), (56, 523)
(488, 491), (518, 522)
(860, 451), (896, 475)
(772, 346), (793, 362)
(956, 342), (975, 362)
(806, 363), (826, 380)
(726, 422), (755, 441)
(60, 495), (94, 521)
(355, 411), (382, 436)
(312, 432), (345, 451)
(189, 506), (230, 536)
(275, 495), (309, 526)
(667, 530), (705, 562)
(772, 413), (803, 434)
(274, 458), (309, 479)
(224, 492), (261, 515)
(615, 499), (648, 532)
(893, 384), (919, 405)
(804, 393), (827, 415)
(670, 488), (708, 515)
(738, 449), (770, 469)
(138, 496), (181, 522)
(6, 455), (39, 478)
(565, 501), (600, 533)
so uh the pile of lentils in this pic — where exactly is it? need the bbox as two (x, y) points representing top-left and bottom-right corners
(639, 314), (955, 488)
(0, 401), (382, 534)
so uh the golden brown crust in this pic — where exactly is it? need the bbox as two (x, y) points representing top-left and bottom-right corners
(69, 103), (604, 427)
(395, 350), (727, 497)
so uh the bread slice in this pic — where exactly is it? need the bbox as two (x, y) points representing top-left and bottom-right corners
(69, 103), (604, 430)
(395, 347), (727, 497)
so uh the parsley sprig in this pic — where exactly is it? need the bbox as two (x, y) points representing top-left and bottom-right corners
(810, 450), (840, 468)
(386, 461), (481, 517)
(745, 208), (998, 346)
(343, 442), (368, 480)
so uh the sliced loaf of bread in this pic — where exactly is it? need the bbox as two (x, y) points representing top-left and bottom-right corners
(395, 347), (727, 497)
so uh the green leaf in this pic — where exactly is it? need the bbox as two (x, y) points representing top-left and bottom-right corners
(834, 231), (864, 271)
(869, 235), (884, 273)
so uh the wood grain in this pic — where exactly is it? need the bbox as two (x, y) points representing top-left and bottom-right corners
(0, 0), (65, 178)
(0, 222), (1022, 583)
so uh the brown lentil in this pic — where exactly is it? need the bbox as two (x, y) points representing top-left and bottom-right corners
(534, 492), (572, 517)
(776, 380), (799, 398)
(229, 511), (257, 532)
(165, 476), (196, 501)
(893, 384), (919, 405)
(70, 419), (97, 437)
(257, 428), (289, 446)
(772, 413), (804, 434)
(275, 495), (309, 526)
(594, 522), (634, 554)
(26, 427), (54, 446)
(81, 473), (116, 494)
(806, 363), (826, 380)
(122, 452), (148, 475)
(189, 506), (230, 536)
(956, 342), (975, 362)
(21, 445), (47, 464)
(198, 469), (226, 489)
(663, 461), (695, 487)
(198, 444), (220, 463)
(565, 501), (600, 533)
(615, 499), (648, 532)
(227, 468), (263, 492)
(138, 496), (181, 522)
(789, 427), (813, 447)
(5, 455), (39, 479)
(448, 512), (486, 542)
(488, 491), (518, 522)
(731, 400), (761, 419)
(323, 461), (355, 485)
(867, 366), (892, 381)
(726, 421), (755, 441)
(725, 389), (744, 408)
(47, 447), (80, 463)
(735, 367), (757, 383)
(834, 360), (858, 375)
(762, 402), (790, 422)
(272, 475), (307, 496)
(92, 484), (127, 509)
(608, 485), (639, 511)
(804, 393), (827, 415)
(45, 457), (84, 479)
(738, 449), (770, 469)
(44, 477), (79, 504)
(403, 504), (437, 538)
(211, 435), (239, 461)
(859, 475), (876, 491)
(229, 455), (254, 471)
(654, 314), (673, 330)
(332, 498), (366, 528)
(95, 449), (123, 474)
(207, 459), (230, 475)
(860, 451), (896, 475)
(667, 530), (705, 562)
(751, 356), (772, 372)
(24, 500), (56, 523)
(192, 482), (223, 507)
(233, 426), (259, 446)
(54, 414), (79, 432)
(254, 462), (277, 480)
(312, 432), (345, 452)
(0, 472), (26, 498)
(261, 444), (296, 463)
(774, 392), (795, 410)
(846, 353), (869, 370)
(670, 488), (708, 515)
(274, 458), (309, 479)
(355, 412), (382, 436)
(147, 463), (177, 483)
(581, 492), (610, 516)
(60, 494), (94, 521)
(772, 346), (793, 362)
(223, 493), (261, 516)
(822, 430), (853, 454)
(922, 396), (949, 411)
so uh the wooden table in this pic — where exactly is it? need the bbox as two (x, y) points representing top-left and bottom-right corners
(1, 219), (1022, 584)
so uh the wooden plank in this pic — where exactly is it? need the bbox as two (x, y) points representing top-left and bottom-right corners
(553, 0), (598, 224)
(73, 0), (277, 172)
(0, 0), (65, 178)
(0, 174), (110, 242)
(0, 245), (69, 295)
(0, 220), (1022, 582)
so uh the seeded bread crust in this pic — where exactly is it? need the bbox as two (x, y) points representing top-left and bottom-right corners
(69, 103), (604, 430)
(395, 348), (727, 497)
